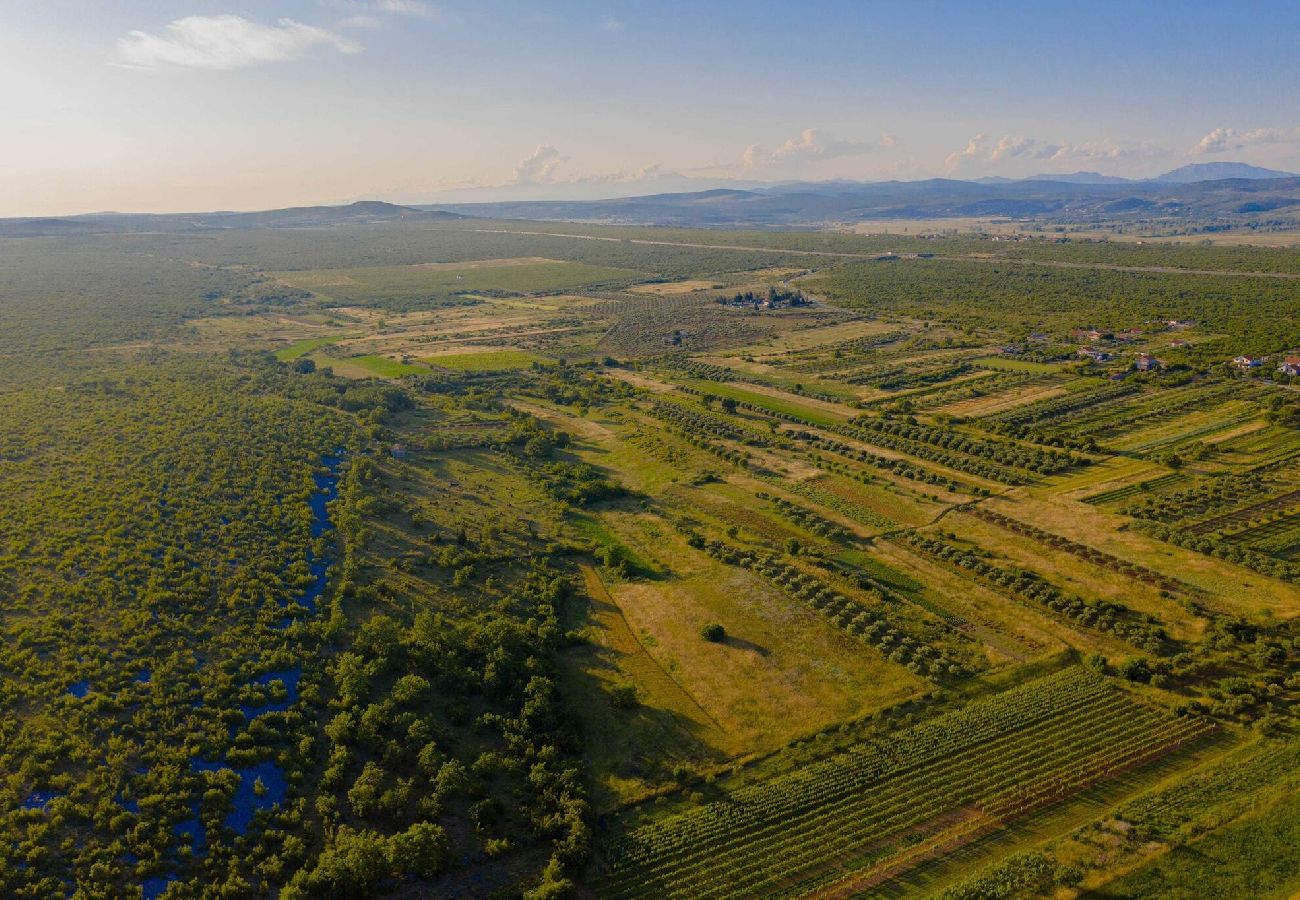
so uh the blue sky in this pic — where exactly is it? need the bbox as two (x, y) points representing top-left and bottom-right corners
(2, 0), (1299, 214)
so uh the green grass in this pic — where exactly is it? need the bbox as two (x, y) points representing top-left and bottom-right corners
(1098, 788), (1300, 899)
(273, 335), (348, 360)
(275, 259), (642, 309)
(681, 379), (848, 427)
(340, 354), (429, 377)
(426, 350), (545, 371)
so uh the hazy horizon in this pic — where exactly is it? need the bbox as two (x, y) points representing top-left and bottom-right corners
(4, 0), (1300, 217)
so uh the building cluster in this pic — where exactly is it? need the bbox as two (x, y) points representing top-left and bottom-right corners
(1237, 355), (1300, 376)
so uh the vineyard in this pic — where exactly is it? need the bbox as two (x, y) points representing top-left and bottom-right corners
(598, 667), (1212, 899)
(6, 212), (1300, 898)
(962, 506), (1193, 595)
(896, 531), (1171, 652)
(689, 533), (973, 679)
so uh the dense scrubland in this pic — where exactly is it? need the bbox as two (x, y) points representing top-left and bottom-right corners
(2, 217), (1300, 897)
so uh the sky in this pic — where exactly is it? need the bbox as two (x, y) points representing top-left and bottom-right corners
(2, 0), (1300, 216)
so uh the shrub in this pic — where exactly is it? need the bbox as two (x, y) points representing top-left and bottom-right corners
(701, 624), (726, 643)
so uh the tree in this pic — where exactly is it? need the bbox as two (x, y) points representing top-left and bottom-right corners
(701, 623), (725, 643)
(388, 822), (448, 878)
(609, 682), (639, 709)
(287, 827), (392, 898)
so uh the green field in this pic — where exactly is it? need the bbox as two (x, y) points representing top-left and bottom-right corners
(426, 350), (545, 371)
(275, 258), (643, 310)
(273, 334), (349, 360)
(335, 353), (429, 376)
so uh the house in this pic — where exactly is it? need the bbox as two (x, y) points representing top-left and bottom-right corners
(1233, 355), (1265, 369)
(1279, 357), (1300, 377)
(1115, 328), (1144, 343)
(1028, 332), (1049, 343)
(1167, 319), (1195, 330)
(1169, 339), (1190, 349)
(390, 444), (407, 459)
(1078, 346), (1112, 363)
(1073, 328), (1113, 343)
(999, 345), (1023, 356)
(1134, 353), (1163, 372)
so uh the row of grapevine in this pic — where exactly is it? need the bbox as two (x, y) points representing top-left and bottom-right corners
(645, 399), (768, 446)
(783, 478), (895, 529)
(842, 416), (1081, 475)
(658, 358), (736, 382)
(1123, 472), (1277, 523)
(685, 533), (968, 680)
(793, 432), (988, 495)
(846, 362), (973, 390)
(963, 506), (1192, 595)
(599, 667), (1209, 899)
(604, 667), (1117, 875)
(896, 531), (1170, 652)
(1081, 472), (1184, 506)
(1138, 522), (1300, 583)
(985, 381), (1140, 428)
(756, 492), (852, 542)
(859, 370), (1035, 411)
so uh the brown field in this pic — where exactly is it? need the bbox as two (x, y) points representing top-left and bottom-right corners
(628, 279), (720, 295)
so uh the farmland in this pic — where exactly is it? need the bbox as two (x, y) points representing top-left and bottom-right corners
(1, 216), (1300, 898)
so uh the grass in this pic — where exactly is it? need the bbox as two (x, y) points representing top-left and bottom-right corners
(598, 510), (925, 753)
(272, 335), (349, 360)
(559, 564), (727, 811)
(275, 259), (642, 306)
(1097, 788), (1300, 899)
(336, 354), (429, 377)
(680, 378), (850, 427)
(426, 350), (545, 371)
(969, 356), (1071, 373)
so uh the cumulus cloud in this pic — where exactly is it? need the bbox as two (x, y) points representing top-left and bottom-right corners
(943, 133), (987, 172)
(117, 15), (360, 70)
(1192, 126), (1296, 155)
(512, 145), (570, 184)
(742, 128), (887, 169)
(947, 133), (1153, 170)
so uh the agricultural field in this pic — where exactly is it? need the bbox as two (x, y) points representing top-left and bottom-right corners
(2, 216), (1300, 899)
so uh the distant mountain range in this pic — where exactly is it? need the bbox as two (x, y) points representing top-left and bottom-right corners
(2, 164), (1298, 234)
(420, 164), (1300, 227)
(975, 162), (1294, 186)
(0, 201), (464, 237)
(1153, 162), (1297, 183)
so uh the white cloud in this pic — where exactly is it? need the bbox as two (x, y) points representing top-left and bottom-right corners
(339, 15), (383, 29)
(948, 133), (1155, 170)
(602, 16), (625, 32)
(742, 128), (886, 169)
(1192, 126), (1297, 155)
(374, 0), (435, 18)
(117, 15), (361, 70)
(943, 133), (986, 171)
(512, 145), (570, 184)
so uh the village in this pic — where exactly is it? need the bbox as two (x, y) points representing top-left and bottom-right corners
(999, 317), (1300, 383)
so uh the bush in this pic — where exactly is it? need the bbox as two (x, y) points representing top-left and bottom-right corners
(701, 623), (726, 643)
(609, 683), (639, 709)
